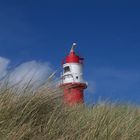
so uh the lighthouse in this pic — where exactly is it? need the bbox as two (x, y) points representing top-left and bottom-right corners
(60, 43), (87, 105)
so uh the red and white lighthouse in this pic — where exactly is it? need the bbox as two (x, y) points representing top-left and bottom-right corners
(60, 43), (87, 105)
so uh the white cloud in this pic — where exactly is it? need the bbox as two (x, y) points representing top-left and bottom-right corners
(0, 56), (53, 88)
(0, 57), (10, 79)
(86, 80), (96, 94)
(9, 61), (53, 88)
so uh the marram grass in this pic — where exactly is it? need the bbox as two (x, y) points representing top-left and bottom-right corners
(0, 83), (140, 140)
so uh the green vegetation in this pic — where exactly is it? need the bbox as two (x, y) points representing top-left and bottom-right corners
(0, 83), (140, 140)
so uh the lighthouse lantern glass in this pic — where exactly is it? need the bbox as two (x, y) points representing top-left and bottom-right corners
(64, 66), (70, 73)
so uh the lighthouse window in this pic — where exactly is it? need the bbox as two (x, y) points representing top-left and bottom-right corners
(64, 66), (70, 73)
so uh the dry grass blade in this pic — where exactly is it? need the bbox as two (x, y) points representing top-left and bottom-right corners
(0, 77), (139, 140)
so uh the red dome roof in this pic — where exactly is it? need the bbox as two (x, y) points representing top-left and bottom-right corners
(66, 52), (80, 63)
(62, 43), (84, 64)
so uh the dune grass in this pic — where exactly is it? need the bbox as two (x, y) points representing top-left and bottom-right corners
(0, 83), (140, 140)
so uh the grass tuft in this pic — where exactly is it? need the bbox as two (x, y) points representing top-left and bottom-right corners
(0, 82), (139, 140)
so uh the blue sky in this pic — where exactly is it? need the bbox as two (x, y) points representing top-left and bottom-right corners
(0, 0), (140, 104)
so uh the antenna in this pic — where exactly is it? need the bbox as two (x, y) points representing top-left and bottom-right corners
(70, 43), (77, 53)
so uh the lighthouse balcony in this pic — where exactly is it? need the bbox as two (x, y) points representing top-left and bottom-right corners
(60, 73), (87, 85)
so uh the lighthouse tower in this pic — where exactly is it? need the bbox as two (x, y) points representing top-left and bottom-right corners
(60, 43), (87, 105)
